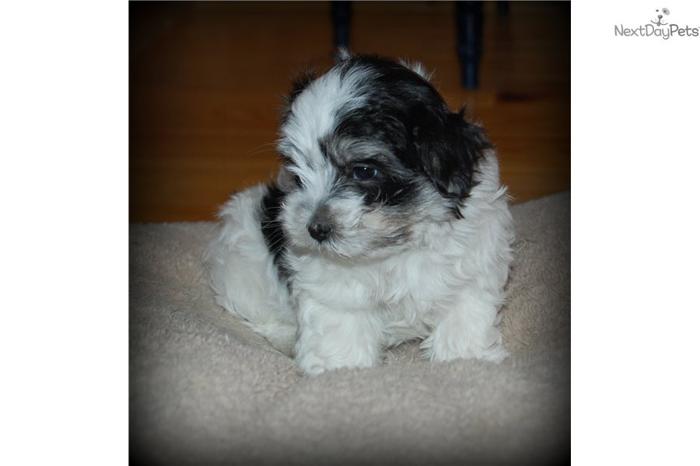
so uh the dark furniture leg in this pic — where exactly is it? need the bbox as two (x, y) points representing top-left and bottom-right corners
(456, 1), (484, 89)
(331, 1), (352, 52)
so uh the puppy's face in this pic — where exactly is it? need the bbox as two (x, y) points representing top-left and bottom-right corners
(276, 56), (490, 260)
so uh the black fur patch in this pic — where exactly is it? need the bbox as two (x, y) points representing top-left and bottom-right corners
(349, 160), (420, 208)
(260, 184), (291, 281)
(332, 55), (492, 215)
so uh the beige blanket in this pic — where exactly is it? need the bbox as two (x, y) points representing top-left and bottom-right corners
(130, 192), (570, 465)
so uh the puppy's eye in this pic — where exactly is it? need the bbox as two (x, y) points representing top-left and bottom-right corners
(293, 174), (303, 188)
(352, 165), (379, 181)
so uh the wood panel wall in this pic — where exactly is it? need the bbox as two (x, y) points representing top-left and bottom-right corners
(130, 1), (570, 222)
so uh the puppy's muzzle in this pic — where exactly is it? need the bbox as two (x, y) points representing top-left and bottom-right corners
(307, 206), (334, 243)
(308, 222), (332, 242)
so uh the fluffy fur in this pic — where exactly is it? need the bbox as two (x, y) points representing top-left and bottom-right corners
(205, 55), (514, 375)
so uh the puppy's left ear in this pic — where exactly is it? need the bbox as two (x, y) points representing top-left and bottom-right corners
(413, 108), (492, 200)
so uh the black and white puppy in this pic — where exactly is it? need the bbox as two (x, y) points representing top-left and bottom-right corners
(206, 55), (514, 375)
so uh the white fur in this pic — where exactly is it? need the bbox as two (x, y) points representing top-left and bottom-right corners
(204, 185), (297, 355)
(206, 152), (513, 375)
(399, 58), (433, 81)
(206, 61), (514, 375)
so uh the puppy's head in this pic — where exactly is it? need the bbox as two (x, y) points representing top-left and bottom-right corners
(277, 55), (491, 260)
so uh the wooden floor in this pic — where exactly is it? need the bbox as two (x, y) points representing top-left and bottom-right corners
(130, 2), (570, 222)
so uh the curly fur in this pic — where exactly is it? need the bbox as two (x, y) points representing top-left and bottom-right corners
(205, 55), (514, 375)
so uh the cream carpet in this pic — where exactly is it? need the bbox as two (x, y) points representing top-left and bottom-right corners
(130, 192), (570, 465)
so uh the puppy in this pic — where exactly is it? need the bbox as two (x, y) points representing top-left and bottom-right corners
(205, 55), (514, 375)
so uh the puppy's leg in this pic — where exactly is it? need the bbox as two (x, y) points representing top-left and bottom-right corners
(205, 184), (297, 355)
(295, 296), (383, 375)
(423, 288), (508, 363)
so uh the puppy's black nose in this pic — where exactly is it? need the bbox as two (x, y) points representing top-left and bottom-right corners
(308, 222), (332, 242)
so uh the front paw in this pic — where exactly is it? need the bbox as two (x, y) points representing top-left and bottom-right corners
(423, 325), (509, 363)
(295, 345), (378, 375)
(295, 351), (332, 376)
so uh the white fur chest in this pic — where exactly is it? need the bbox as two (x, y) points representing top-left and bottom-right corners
(287, 225), (473, 344)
